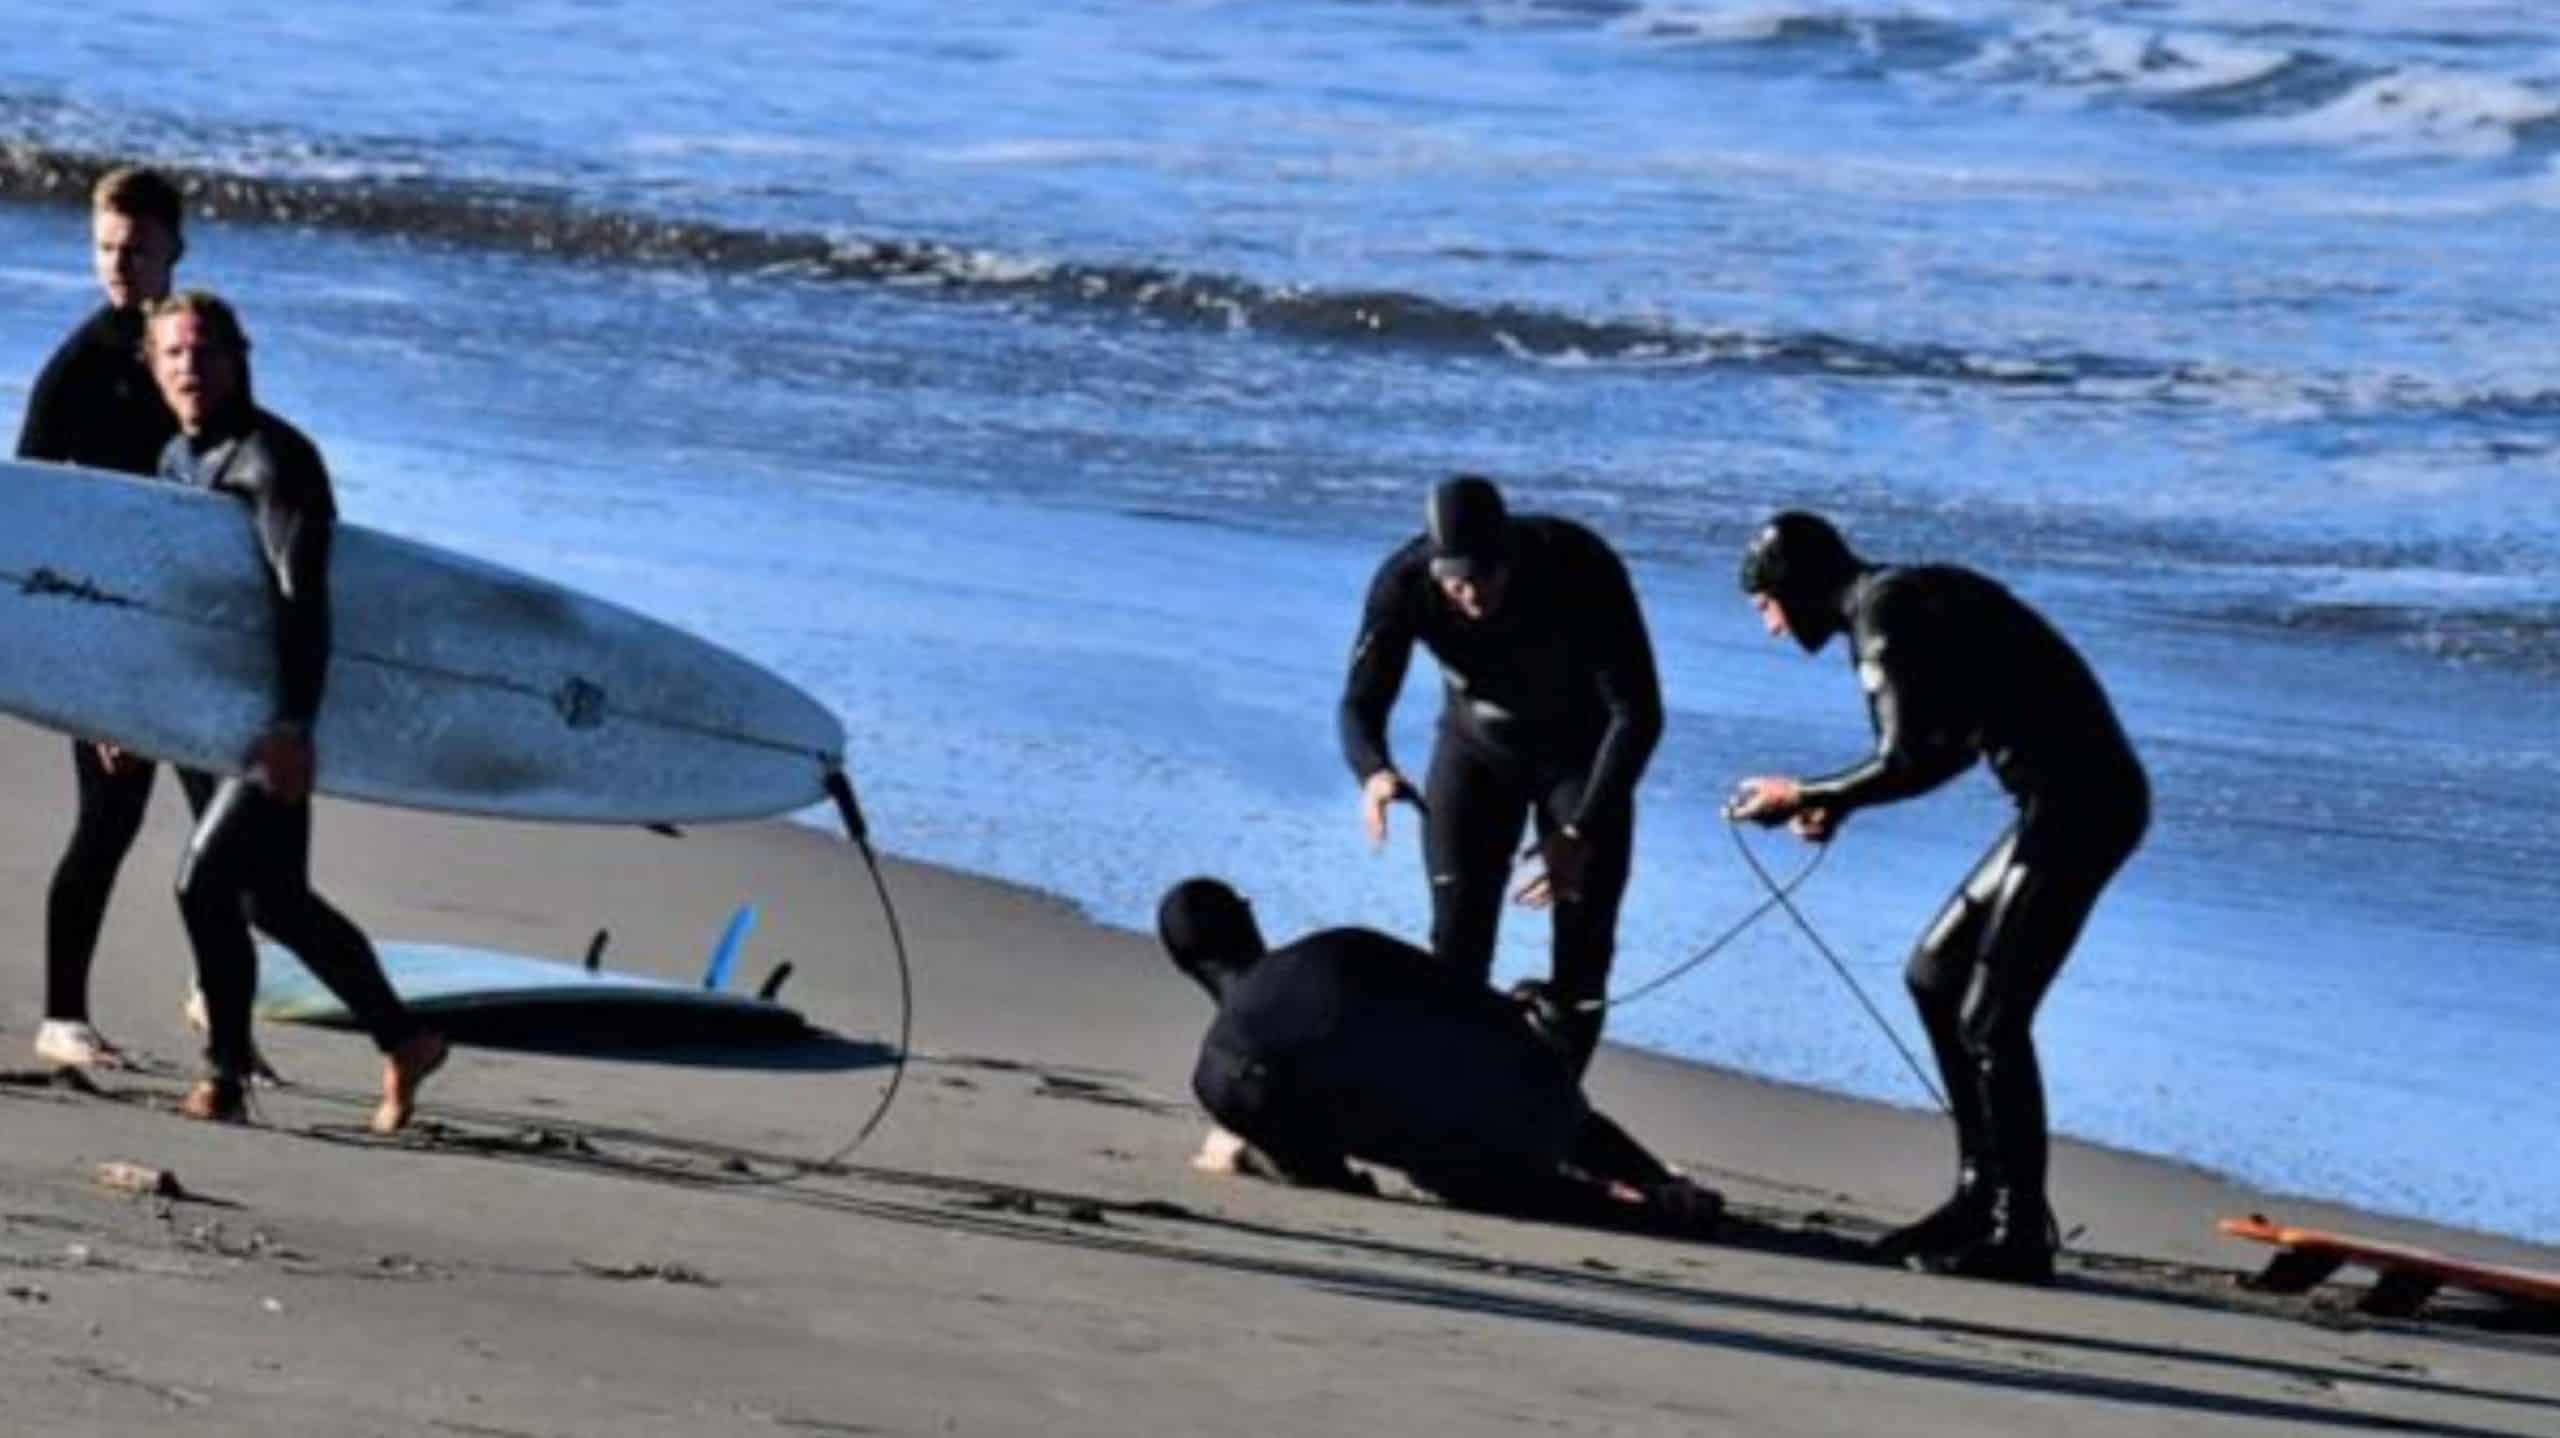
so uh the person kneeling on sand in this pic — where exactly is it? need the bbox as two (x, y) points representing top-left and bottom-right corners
(1156, 877), (1720, 1236)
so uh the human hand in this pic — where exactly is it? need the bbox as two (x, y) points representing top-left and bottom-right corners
(92, 740), (139, 775)
(1513, 827), (1591, 909)
(247, 727), (314, 804)
(1724, 775), (1803, 827)
(1360, 769), (1409, 847)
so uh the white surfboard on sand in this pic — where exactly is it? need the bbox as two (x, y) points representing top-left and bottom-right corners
(253, 939), (808, 1042)
(0, 458), (845, 823)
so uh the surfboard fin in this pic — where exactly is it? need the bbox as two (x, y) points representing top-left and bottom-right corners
(584, 929), (610, 973)
(755, 962), (795, 1002)
(701, 903), (759, 990)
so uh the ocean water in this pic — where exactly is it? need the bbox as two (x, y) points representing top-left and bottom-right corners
(1, 0), (2554, 1240)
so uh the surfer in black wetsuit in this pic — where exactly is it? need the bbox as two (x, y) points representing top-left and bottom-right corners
(1726, 512), (2148, 1284)
(12, 167), (186, 1071)
(144, 291), (448, 1131)
(1157, 878), (1722, 1234)
(1339, 476), (1662, 1075)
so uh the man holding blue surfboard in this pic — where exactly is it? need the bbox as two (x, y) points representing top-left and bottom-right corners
(14, 167), (185, 1071)
(144, 290), (448, 1131)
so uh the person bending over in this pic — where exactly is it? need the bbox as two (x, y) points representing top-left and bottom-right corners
(1728, 512), (2147, 1284)
(1156, 877), (1719, 1236)
(1339, 475), (1662, 1074)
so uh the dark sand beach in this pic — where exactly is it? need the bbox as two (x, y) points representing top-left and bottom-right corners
(1, 716), (2554, 1436)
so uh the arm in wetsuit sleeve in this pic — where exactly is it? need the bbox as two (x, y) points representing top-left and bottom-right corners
(1338, 547), (1421, 783)
(1192, 1040), (1373, 1194)
(246, 430), (339, 729)
(14, 339), (81, 461)
(1795, 584), (1974, 815)
(1233, 1123), (1374, 1194)
(1566, 543), (1663, 832)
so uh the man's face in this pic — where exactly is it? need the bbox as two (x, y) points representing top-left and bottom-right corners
(148, 310), (239, 434)
(92, 209), (178, 313)
(1436, 566), (1509, 622)
(1751, 592), (1791, 642)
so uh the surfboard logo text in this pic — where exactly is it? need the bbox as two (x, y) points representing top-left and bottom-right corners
(552, 676), (607, 729)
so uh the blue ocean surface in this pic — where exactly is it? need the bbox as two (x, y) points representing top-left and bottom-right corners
(1, 1), (2554, 1239)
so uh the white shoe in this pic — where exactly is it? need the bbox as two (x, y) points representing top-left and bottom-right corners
(34, 1020), (125, 1070)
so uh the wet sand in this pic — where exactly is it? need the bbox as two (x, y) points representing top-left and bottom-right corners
(0, 717), (2552, 1436)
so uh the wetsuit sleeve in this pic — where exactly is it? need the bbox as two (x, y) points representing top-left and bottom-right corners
(1796, 583), (1974, 813)
(1338, 548), (1420, 782)
(1192, 1030), (1369, 1194)
(1566, 541), (1663, 831)
(14, 337), (82, 461)
(257, 434), (339, 729)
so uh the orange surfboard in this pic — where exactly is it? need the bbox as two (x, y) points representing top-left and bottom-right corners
(2219, 1214), (2560, 1318)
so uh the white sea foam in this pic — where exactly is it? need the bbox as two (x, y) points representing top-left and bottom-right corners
(2231, 65), (2560, 158)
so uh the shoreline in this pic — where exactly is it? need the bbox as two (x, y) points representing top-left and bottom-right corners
(777, 808), (2560, 1260)
(0, 716), (2554, 1434)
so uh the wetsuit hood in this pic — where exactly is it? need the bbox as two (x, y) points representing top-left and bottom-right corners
(1740, 510), (1863, 653)
(1426, 474), (1512, 581)
(1157, 877), (1268, 1000)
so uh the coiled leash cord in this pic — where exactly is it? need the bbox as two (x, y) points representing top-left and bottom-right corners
(1560, 818), (1948, 1116)
(1572, 830), (1828, 1013)
(1720, 820), (1948, 1114)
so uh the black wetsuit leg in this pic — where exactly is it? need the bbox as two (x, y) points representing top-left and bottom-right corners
(1532, 772), (1632, 1076)
(174, 770), (418, 1078)
(1905, 825), (2012, 1183)
(1565, 1109), (1672, 1191)
(1908, 784), (2147, 1222)
(45, 739), (159, 1022)
(1422, 732), (1534, 983)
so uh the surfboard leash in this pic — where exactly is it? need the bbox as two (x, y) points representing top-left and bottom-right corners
(813, 767), (914, 1172)
(1573, 835), (1827, 1013)
(1724, 821), (1949, 1115)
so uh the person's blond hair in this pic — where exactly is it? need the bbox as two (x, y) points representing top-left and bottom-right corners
(91, 166), (184, 245)
(142, 290), (256, 406)
(145, 290), (250, 354)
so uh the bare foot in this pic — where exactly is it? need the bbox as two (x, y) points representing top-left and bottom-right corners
(371, 1031), (449, 1134)
(178, 1075), (246, 1123)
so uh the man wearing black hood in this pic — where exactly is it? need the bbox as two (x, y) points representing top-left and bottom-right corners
(1339, 475), (1662, 1075)
(1157, 877), (1721, 1234)
(14, 166), (186, 1070)
(1727, 512), (2147, 1284)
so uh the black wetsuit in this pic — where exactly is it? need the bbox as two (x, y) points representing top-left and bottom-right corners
(159, 409), (419, 1079)
(1339, 517), (1662, 1072)
(1799, 564), (2149, 1225)
(14, 303), (178, 1025)
(1192, 926), (1673, 1215)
